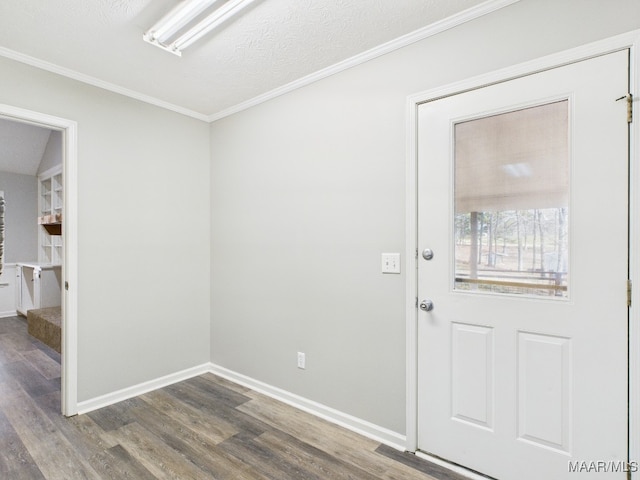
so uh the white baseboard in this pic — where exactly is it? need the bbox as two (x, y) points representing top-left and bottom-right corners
(0, 310), (17, 318)
(76, 363), (211, 414)
(74, 360), (407, 452)
(208, 363), (407, 450)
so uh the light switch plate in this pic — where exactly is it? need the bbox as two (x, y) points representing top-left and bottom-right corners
(381, 253), (401, 274)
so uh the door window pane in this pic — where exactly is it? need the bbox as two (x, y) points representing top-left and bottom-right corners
(454, 101), (569, 297)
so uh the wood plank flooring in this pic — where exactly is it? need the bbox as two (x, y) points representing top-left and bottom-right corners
(0, 315), (467, 480)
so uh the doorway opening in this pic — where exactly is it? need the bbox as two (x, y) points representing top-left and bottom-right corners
(0, 104), (78, 416)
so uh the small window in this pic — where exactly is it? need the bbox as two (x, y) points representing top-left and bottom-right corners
(454, 101), (569, 298)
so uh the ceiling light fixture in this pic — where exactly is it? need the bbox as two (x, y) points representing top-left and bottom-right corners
(143, 0), (256, 56)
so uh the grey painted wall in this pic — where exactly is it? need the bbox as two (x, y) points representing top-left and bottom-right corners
(0, 59), (211, 402)
(0, 171), (38, 263)
(0, 0), (636, 436)
(210, 0), (640, 434)
(37, 130), (62, 175)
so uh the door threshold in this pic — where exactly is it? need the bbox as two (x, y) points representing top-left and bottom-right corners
(415, 451), (496, 480)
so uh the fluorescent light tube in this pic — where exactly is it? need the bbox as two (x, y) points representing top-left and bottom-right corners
(171, 0), (256, 51)
(143, 0), (256, 56)
(146, 0), (218, 44)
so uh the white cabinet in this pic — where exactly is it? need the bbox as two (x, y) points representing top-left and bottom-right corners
(0, 264), (16, 318)
(12, 167), (63, 317)
(15, 263), (62, 316)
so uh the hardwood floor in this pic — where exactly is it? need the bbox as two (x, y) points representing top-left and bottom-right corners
(0, 315), (467, 480)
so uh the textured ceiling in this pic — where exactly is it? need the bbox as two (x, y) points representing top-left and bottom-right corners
(0, 0), (496, 119)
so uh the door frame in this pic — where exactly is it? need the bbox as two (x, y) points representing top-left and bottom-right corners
(405, 30), (640, 475)
(0, 104), (78, 416)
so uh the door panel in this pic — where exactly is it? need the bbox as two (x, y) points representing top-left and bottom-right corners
(517, 331), (571, 453)
(451, 322), (494, 429)
(417, 51), (629, 480)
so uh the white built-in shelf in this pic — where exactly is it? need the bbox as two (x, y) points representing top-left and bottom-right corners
(38, 166), (63, 265)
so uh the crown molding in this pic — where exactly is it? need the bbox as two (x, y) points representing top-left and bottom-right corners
(0, 47), (209, 122)
(207, 0), (520, 122)
(0, 0), (519, 124)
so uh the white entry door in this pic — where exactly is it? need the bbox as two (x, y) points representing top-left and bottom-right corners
(417, 51), (630, 479)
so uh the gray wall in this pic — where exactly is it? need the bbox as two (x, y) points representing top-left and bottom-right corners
(37, 130), (62, 175)
(0, 171), (38, 262)
(0, 58), (211, 402)
(0, 0), (637, 434)
(210, 0), (640, 434)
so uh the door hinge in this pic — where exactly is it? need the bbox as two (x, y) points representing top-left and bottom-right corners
(628, 279), (632, 307)
(616, 93), (633, 123)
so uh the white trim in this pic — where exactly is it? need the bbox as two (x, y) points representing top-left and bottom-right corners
(405, 93), (419, 452)
(405, 30), (640, 470)
(628, 31), (640, 480)
(0, 103), (79, 417)
(0, 1), (517, 124)
(0, 311), (18, 318)
(208, 363), (407, 450)
(75, 361), (407, 451)
(38, 164), (63, 181)
(208, 0), (519, 122)
(406, 31), (640, 107)
(6, 0), (518, 124)
(62, 116), (78, 417)
(0, 47), (208, 122)
(76, 363), (211, 414)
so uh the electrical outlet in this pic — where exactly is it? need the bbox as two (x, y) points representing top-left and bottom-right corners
(297, 352), (306, 369)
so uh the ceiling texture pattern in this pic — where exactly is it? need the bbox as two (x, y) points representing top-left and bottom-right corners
(0, 0), (510, 121)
